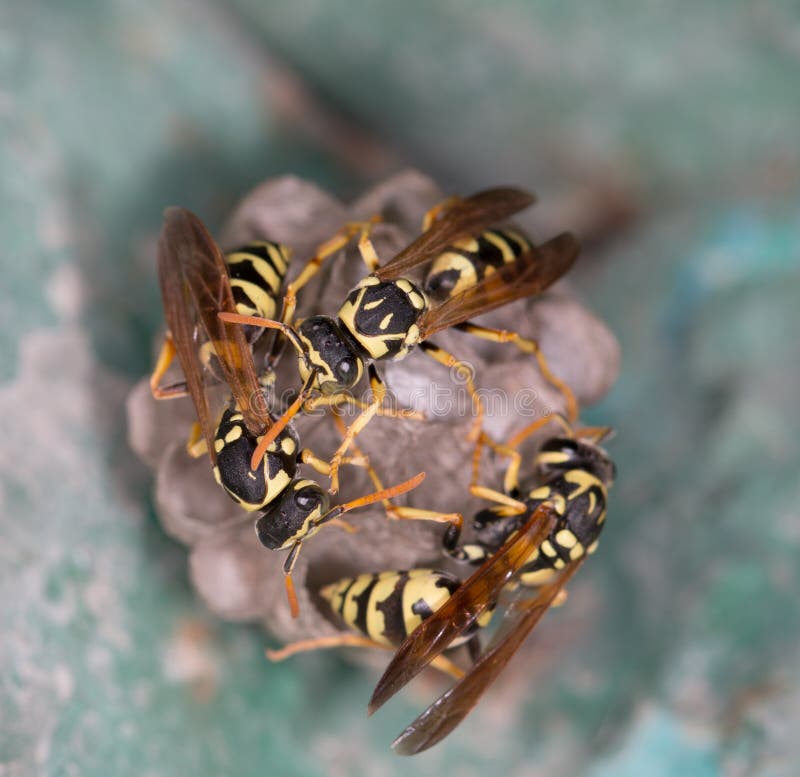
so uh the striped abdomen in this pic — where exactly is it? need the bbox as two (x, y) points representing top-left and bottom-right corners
(321, 569), (489, 648)
(424, 228), (532, 298)
(516, 468), (608, 587)
(225, 241), (291, 325)
(463, 468), (608, 589)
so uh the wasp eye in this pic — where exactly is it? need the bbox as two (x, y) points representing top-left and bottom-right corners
(335, 357), (357, 383)
(294, 485), (322, 512)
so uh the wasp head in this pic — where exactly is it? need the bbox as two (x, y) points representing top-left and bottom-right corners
(255, 479), (331, 550)
(296, 316), (363, 394)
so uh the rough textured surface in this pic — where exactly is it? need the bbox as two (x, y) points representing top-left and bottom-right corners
(3, 2), (799, 775)
(127, 171), (620, 644)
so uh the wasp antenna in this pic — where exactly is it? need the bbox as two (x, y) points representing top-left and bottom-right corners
(321, 472), (426, 523)
(285, 574), (300, 619)
(249, 369), (318, 471)
(219, 311), (307, 358)
(576, 425), (616, 444)
(282, 542), (303, 619)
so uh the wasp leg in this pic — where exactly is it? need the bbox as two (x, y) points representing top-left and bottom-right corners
(418, 341), (485, 442)
(185, 422), (208, 458)
(505, 414), (572, 450)
(150, 334), (191, 399)
(328, 408), (463, 530)
(384, 507), (464, 536)
(326, 365), (390, 495)
(468, 486), (527, 514)
(267, 635), (465, 680)
(466, 634), (482, 664)
(356, 226), (382, 272)
(453, 322), (579, 423)
(302, 392), (424, 421)
(328, 410), (400, 521)
(324, 517), (359, 534)
(299, 448), (369, 474)
(421, 195), (463, 232)
(244, 368), (319, 473)
(469, 433), (526, 510)
(281, 216), (381, 327)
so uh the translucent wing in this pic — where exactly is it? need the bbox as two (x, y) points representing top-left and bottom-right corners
(158, 208), (270, 443)
(157, 214), (217, 460)
(368, 503), (558, 715)
(391, 558), (585, 755)
(416, 232), (579, 340)
(374, 187), (536, 282)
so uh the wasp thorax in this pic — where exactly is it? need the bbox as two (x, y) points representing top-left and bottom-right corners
(212, 408), (299, 512)
(472, 507), (526, 548)
(337, 276), (427, 361)
(297, 316), (363, 394)
(535, 437), (616, 486)
(255, 479), (330, 550)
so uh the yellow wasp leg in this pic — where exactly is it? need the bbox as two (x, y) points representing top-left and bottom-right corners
(418, 341), (485, 442)
(299, 449), (370, 475)
(505, 414), (572, 450)
(381, 506), (464, 530)
(326, 365), (389, 495)
(325, 410), (463, 529)
(267, 636), (465, 681)
(302, 392), (424, 421)
(453, 322), (579, 423)
(281, 216), (381, 327)
(324, 517), (359, 534)
(185, 422), (208, 458)
(356, 227), (382, 272)
(149, 334), (190, 399)
(421, 195), (463, 232)
(469, 432), (525, 507)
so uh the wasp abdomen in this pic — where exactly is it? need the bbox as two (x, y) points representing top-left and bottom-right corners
(424, 228), (532, 298)
(321, 569), (482, 648)
(517, 469), (608, 586)
(212, 408), (299, 511)
(225, 241), (291, 337)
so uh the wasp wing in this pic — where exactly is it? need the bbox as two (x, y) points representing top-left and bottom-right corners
(374, 187), (536, 282)
(416, 232), (579, 340)
(160, 208), (269, 440)
(157, 211), (218, 461)
(392, 557), (586, 755)
(368, 503), (558, 715)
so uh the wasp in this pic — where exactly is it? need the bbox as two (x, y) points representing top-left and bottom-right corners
(219, 187), (580, 493)
(151, 207), (428, 616)
(420, 196), (578, 421)
(150, 230), (291, 401)
(266, 568), (489, 681)
(268, 413), (615, 753)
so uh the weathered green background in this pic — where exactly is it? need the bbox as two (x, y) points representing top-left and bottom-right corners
(2, 1), (799, 775)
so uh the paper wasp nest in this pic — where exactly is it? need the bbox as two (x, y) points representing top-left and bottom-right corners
(127, 171), (620, 647)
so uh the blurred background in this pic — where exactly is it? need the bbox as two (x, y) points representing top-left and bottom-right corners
(2, 1), (799, 775)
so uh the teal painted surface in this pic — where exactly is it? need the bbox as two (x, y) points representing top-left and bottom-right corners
(2, 1), (799, 775)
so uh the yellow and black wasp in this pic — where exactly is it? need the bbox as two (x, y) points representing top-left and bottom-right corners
(151, 207), (426, 616)
(420, 195), (578, 421)
(268, 414), (615, 753)
(150, 225), (290, 401)
(219, 187), (580, 493)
